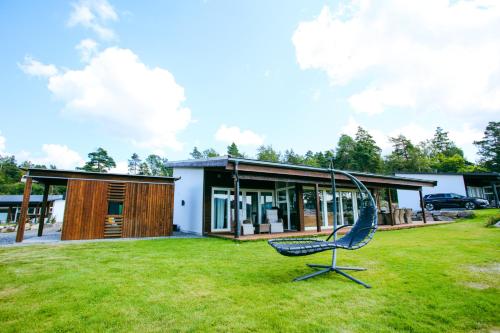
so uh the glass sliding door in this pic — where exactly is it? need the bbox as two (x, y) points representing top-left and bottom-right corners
(260, 192), (274, 223)
(244, 191), (259, 224)
(212, 189), (230, 231)
(341, 191), (355, 225)
(303, 187), (318, 229)
(322, 189), (359, 226)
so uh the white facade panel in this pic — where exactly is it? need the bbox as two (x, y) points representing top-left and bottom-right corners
(395, 174), (465, 210)
(172, 168), (204, 234)
(51, 199), (66, 223)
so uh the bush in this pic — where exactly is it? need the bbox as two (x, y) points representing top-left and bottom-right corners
(486, 213), (500, 227)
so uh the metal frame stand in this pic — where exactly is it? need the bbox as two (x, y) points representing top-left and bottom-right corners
(293, 248), (371, 288)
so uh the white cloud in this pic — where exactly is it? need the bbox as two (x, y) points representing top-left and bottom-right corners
(4, 142), (84, 169)
(45, 47), (191, 152)
(75, 38), (98, 62)
(215, 125), (265, 146)
(31, 144), (85, 169)
(110, 160), (128, 174)
(18, 56), (58, 77)
(293, 1), (500, 117)
(68, 0), (118, 40)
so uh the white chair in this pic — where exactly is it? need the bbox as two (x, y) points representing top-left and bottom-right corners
(266, 209), (284, 233)
(241, 219), (254, 235)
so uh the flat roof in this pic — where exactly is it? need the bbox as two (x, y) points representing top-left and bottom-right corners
(24, 168), (178, 186)
(166, 156), (437, 188)
(0, 195), (63, 206)
(395, 172), (500, 177)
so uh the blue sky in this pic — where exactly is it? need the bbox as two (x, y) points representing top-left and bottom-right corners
(0, 0), (498, 171)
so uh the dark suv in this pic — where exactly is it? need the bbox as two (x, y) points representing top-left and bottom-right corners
(423, 193), (489, 211)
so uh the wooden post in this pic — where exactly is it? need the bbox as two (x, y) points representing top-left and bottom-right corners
(387, 188), (395, 226)
(37, 183), (50, 237)
(491, 182), (499, 208)
(6, 206), (12, 223)
(16, 177), (32, 243)
(233, 163), (240, 238)
(419, 189), (427, 224)
(296, 184), (305, 231)
(315, 183), (321, 232)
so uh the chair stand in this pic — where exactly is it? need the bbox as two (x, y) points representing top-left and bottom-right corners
(293, 264), (371, 288)
(293, 248), (371, 288)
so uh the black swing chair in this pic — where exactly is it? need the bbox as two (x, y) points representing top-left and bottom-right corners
(268, 163), (378, 288)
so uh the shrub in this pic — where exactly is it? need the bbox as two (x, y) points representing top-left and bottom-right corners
(485, 213), (500, 227)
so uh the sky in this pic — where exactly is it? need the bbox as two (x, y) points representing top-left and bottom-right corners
(0, 0), (499, 173)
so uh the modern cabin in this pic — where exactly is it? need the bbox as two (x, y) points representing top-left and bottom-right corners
(167, 157), (437, 238)
(15, 169), (176, 242)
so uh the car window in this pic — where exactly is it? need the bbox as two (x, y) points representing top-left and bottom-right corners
(451, 194), (464, 199)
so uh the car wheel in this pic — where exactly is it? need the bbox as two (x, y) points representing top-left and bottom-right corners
(425, 203), (434, 211)
(464, 202), (476, 210)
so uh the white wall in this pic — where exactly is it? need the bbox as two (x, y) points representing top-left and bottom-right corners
(51, 199), (66, 223)
(172, 168), (204, 234)
(395, 174), (466, 210)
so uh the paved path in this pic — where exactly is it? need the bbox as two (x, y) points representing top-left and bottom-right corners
(0, 226), (201, 247)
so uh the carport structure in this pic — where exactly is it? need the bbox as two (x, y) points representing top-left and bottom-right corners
(16, 169), (177, 242)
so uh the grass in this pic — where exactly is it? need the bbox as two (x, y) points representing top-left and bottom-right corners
(0, 210), (499, 333)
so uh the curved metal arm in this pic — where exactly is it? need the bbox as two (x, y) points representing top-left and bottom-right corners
(325, 224), (351, 241)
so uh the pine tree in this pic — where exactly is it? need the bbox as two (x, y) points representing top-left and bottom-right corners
(128, 153), (141, 175)
(474, 121), (500, 172)
(190, 147), (203, 159)
(78, 148), (116, 173)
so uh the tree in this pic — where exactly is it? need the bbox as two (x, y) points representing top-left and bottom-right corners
(138, 162), (150, 175)
(145, 154), (171, 176)
(385, 135), (430, 172)
(202, 148), (219, 158)
(474, 121), (500, 172)
(303, 150), (320, 167)
(0, 156), (22, 183)
(423, 127), (464, 158)
(227, 142), (244, 158)
(78, 147), (116, 173)
(190, 147), (203, 159)
(334, 134), (356, 170)
(282, 149), (304, 165)
(128, 153), (141, 175)
(256, 145), (280, 162)
(353, 127), (383, 173)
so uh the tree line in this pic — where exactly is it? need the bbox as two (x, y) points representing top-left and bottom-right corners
(0, 121), (498, 195)
(190, 121), (500, 174)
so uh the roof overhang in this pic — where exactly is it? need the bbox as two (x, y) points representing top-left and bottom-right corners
(24, 168), (179, 186)
(167, 157), (437, 190)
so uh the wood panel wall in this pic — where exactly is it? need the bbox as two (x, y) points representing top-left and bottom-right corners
(62, 179), (108, 240)
(122, 183), (174, 237)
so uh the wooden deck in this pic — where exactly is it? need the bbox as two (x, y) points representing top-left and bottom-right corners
(208, 220), (454, 241)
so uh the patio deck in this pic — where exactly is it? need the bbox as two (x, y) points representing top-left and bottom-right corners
(208, 220), (454, 241)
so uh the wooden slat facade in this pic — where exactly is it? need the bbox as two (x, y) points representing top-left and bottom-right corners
(60, 180), (174, 240)
(61, 179), (108, 240)
(122, 183), (174, 237)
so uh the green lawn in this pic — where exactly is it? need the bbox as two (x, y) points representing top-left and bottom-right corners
(1, 210), (499, 332)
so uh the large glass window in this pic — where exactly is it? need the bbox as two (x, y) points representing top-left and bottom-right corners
(213, 190), (229, 230)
